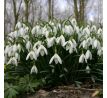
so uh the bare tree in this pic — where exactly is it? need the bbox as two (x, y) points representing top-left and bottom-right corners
(24, 0), (29, 23)
(12, 0), (22, 28)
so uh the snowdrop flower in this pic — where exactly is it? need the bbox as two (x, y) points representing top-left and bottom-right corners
(93, 39), (101, 49)
(74, 25), (79, 34)
(49, 21), (54, 26)
(97, 28), (103, 37)
(30, 65), (38, 74)
(49, 53), (62, 64)
(64, 41), (72, 50)
(17, 44), (22, 52)
(7, 46), (13, 57)
(37, 45), (48, 57)
(64, 25), (74, 35)
(15, 52), (20, 61)
(47, 37), (56, 48)
(64, 40), (77, 54)
(9, 31), (18, 38)
(44, 30), (49, 38)
(86, 37), (92, 46)
(4, 45), (10, 55)
(33, 41), (42, 50)
(71, 18), (77, 26)
(32, 26), (37, 35)
(79, 40), (88, 49)
(26, 41), (32, 51)
(15, 22), (22, 29)
(85, 50), (92, 60)
(26, 51), (37, 60)
(91, 25), (96, 32)
(83, 27), (90, 35)
(13, 44), (18, 53)
(72, 39), (77, 47)
(19, 28), (26, 36)
(79, 53), (87, 63)
(86, 65), (90, 74)
(97, 47), (103, 56)
(7, 57), (18, 66)
(56, 35), (65, 46)
(23, 35), (29, 41)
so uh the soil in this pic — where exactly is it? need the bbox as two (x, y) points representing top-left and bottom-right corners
(27, 85), (103, 98)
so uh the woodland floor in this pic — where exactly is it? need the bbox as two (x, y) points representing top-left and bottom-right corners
(27, 84), (103, 98)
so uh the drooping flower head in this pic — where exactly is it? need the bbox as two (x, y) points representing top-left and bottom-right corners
(49, 53), (62, 64)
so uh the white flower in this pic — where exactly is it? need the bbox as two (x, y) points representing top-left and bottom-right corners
(26, 51), (37, 60)
(79, 53), (87, 63)
(74, 25), (79, 34)
(83, 27), (90, 35)
(56, 35), (65, 46)
(31, 25), (40, 35)
(64, 40), (73, 50)
(49, 53), (62, 64)
(23, 35), (29, 41)
(19, 28), (26, 36)
(17, 44), (22, 52)
(64, 25), (74, 35)
(9, 31), (18, 38)
(13, 44), (18, 52)
(93, 39), (101, 49)
(47, 37), (56, 48)
(87, 37), (92, 46)
(7, 46), (13, 57)
(15, 22), (22, 29)
(79, 40), (88, 49)
(26, 41), (32, 51)
(37, 45), (48, 57)
(64, 40), (77, 54)
(4, 45), (10, 55)
(86, 65), (90, 74)
(30, 65), (38, 74)
(15, 52), (20, 61)
(7, 57), (18, 66)
(33, 41), (42, 50)
(71, 18), (77, 26)
(97, 47), (103, 56)
(91, 25), (96, 32)
(85, 50), (92, 60)
(72, 39), (77, 47)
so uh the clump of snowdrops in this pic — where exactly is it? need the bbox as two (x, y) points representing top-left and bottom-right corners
(4, 18), (103, 86)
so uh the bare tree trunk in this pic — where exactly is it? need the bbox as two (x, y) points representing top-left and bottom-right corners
(48, 0), (52, 21)
(73, 0), (85, 26)
(38, 4), (42, 20)
(31, 0), (34, 26)
(73, 0), (79, 24)
(12, 0), (22, 29)
(12, 0), (18, 28)
(24, 0), (29, 23)
(52, 0), (54, 20)
(79, 0), (85, 25)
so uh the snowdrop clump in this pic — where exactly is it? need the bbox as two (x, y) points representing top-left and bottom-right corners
(4, 19), (103, 76)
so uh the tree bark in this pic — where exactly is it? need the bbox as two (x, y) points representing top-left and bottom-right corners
(48, 0), (52, 21)
(24, 0), (29, 23)
(73, 0), (85, 26)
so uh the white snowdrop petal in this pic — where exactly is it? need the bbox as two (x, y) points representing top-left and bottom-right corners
(30, 65), (38, 74)
(86, 65), (90, 74)
(26, 41), (32, 51)
(49, 53), (62, 64)
(79, 54), (86, 63)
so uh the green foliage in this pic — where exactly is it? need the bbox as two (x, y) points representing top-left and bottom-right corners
(4, 82), (19, 98)
(19, 75), (44, 93)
